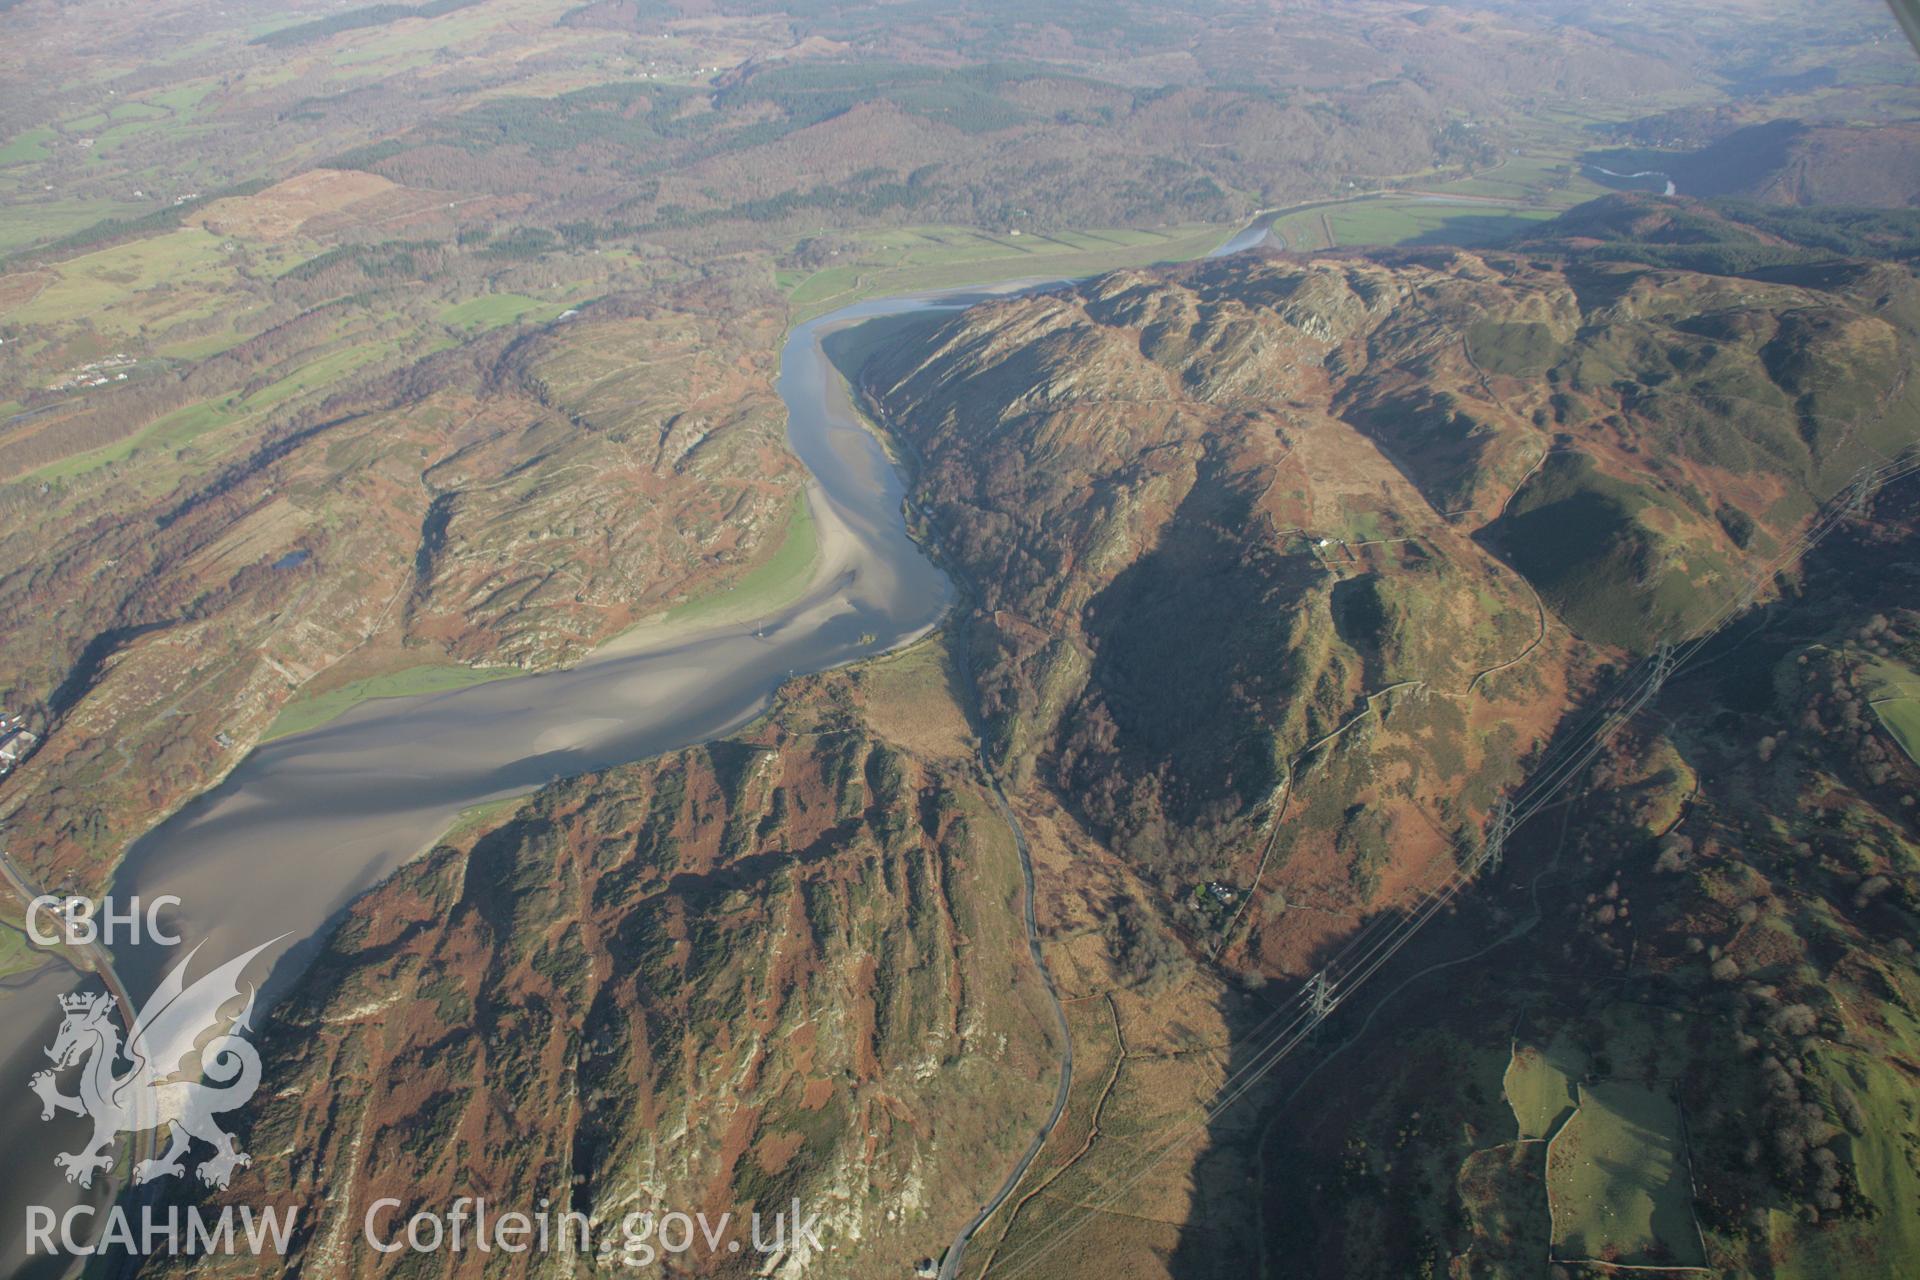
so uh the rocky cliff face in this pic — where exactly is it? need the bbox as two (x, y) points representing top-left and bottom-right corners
(862, 211), (1919, 971)
(820, 197), (1920, 1280)
(138, 650), (1060, 1279)
(111, 204), (1920, 1280)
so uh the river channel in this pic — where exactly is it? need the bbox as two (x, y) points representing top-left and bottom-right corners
(1, 215), (1275, 1276)
(0, 283), (1000, 1278)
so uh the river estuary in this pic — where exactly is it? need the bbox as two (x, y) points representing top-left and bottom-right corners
(1, 216), (1273, 1278)
(0, 283), (994, 1277)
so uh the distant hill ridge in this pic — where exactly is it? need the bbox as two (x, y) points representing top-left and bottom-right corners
(1584, 119), (1920, 210)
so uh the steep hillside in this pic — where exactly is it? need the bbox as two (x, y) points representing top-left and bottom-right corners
(828, 195), (1920, 1280)
(115, 202), (1920, 1280)
(860, 223), (1919, 976)
(1258, 478), (1920, 1280)
(1587, 120), (1920, 209)
(865, 255), (1581, 975)
(135, 645), (1061, 1279)
(1528, 192), (1920, 272)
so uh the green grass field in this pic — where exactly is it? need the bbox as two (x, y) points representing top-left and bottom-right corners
(5, 227), (310, 335)
(1504, 1034), (1585, 1140)
(1801, 1024), (1920, 1278)
(1547, 1081), (1705, 1267)
(242, 339), (399, 412)
(1265, 193), (1563, 251)
(0, 127), (58, 168)
(67, 102), (176, 160)
(783, 221), (1232, 321)
(156, 328), (247, 361)
(10, 228), (230, 323)
(1824, 1050), (1920, 1277)
(28, 395), (245, 483)
(0, 196), (153, 255)
(1862, 657), (1920, 764)
(1267, 205), (1335, 251)
(438, 292), (569, 332)
(140, 81), (218, 115)
(1876, 700), (1920, 764)
(1419, 152), (1612, 207)
(664, 490), (820, 628)
(264, 662), (520, 742)
(0, 920), (47, 982)
(429, 793), (531, 851)
(1324, 199), (1560, 248)
(1761, 985), (1920, 1280)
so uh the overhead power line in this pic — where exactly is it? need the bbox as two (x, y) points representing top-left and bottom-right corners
(983, 445), (1920, 1280)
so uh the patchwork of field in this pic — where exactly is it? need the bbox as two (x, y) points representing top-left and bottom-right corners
(1423, 151), (1617, 206)
(25, 337), (414, 485)
(1486, 1015), (1713, 1275)
(1333, 199), (1561, 246)
(0, 127), (58, 168)
(26, 397), (239, 483)
(1256, 136), (1623, 252)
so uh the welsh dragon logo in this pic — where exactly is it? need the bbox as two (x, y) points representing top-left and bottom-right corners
(30, 938), (281, 1190)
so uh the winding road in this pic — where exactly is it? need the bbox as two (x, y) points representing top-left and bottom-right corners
(935, 776), (1075, 1280)
(930, 212), (1278, 1280)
